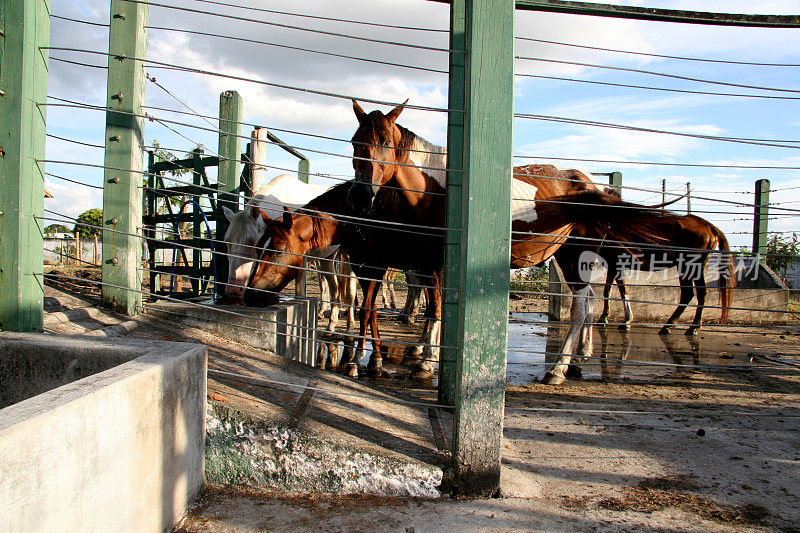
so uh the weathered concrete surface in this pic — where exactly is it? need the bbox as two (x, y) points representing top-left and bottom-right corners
(145, 299), (317, 366)
(549, 262), (789, 325)
(0, 333), (207, 533)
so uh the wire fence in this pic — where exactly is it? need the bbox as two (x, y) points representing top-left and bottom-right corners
(39, 0), (800, 408)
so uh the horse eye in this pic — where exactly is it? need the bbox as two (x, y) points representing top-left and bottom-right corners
(383, 140), (391, 147)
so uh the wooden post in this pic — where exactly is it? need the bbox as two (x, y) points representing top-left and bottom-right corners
(298, 158), (310, 184)
(216, 90), (243, 299)
(686, 182), (691, 214)
(753, 179), (770, 264)
(0, 0), (50, 331)
(608, 171), (622, 197)
(101, 0), (147, 315)
(93, 235), (99, 265)
(443, 0), (514, 497)
(250, 127), (269, 192)
(74, 232), (81, 265)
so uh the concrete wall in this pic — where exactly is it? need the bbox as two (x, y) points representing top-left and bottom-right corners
(0, 333), (207, 533)
(549, 261), (789, 325)
(145, 298), (317, 366)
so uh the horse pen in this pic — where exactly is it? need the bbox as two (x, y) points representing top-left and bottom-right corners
(2, 0), (800, 531)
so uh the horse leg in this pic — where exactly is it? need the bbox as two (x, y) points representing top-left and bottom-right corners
(400, 271), (421, 324)
(351, 277), (380, 379)
(659, 274), (694, 335)
(617, 277), (633, 331)
(366, 278), (385, 377)
(295, 256), (308, 299)
(387, 269), (398, 309)
(598, 266), (614, 325)
(411, 272), (443, 381)
(543, 285), (593, 385)
(344, 266), (357, 332)
(685, 272), (706, 336)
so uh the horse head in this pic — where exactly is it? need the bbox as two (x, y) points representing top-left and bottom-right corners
(245, 209), (315, 305)
(221, 203), (272, 301)
(347, 99), (409, 215)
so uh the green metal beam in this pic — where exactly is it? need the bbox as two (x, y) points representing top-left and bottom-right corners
(297, 158), (309, 184)
(216, 90), (243, 298)
(0, 0), (50, 332)
(440, 0), (466, 407)
(447, 0), (514, 497)
(752, 179), (770, 264)
(608, 171), (622, 197)
(101, 0), (148, 315)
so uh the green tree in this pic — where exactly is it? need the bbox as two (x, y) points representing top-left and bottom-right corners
(764, 232), (799, 284)
(43, 223), (70, 235)
(73, 208), (103, 238)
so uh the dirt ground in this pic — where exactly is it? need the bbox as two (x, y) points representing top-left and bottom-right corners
(40, 272), (800, 532)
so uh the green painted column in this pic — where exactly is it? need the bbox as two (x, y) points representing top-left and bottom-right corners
(0, 0), (50, 332)
(101, 0), (147, 315)
(440, 0), (467, 407)
(298, 158), (309, 184)
(444, 0), (515, 497)
(752, 178), (770, 264)
(216, 89), (243, 299)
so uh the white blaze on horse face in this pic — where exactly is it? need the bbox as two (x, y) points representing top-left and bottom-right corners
(511, 180), (538, 222)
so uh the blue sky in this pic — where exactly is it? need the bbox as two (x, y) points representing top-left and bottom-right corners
(44, 0), (800, 249)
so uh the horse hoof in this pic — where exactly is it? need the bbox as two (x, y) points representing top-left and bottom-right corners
(366, 365), (383, 378)
(685, 328), (699, 336)
(598, 316), (609, 325)
(346, 364), (359, 379)
(618, 323), (631, 331)
(566, 365), (583, 379)
(541, 372), (565, 385)
(658, 327), (671, 336)
(401, 346), (423, 366)
(411, 367), (434, 381)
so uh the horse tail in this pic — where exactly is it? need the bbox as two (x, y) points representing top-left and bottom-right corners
(711, 223), (735, 323)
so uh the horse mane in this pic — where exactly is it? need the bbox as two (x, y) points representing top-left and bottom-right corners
(396, 124), (447, 188)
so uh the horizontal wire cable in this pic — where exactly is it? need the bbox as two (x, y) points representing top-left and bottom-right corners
(513, 154), (800, 171)
(122, 0), (455, 54)
(516, 56), (800, 94)
(50, 56), (109, 70)
(187, 0), (449, 33)
(145, 25), (448, 75)
(45, 172), (105, 190)
(45, 133), (105, 150)
(40, 47), (457, 113)
(513, 71), (800, 101)
(40, 211), (451, 289)
(513, 36), (800, 68)
(503, 405), (800, 418)
(516, 113), (800, 150)
(145, 73), (218, 130)
(51, 14), (110, 28)
(42, 96), (456, 175)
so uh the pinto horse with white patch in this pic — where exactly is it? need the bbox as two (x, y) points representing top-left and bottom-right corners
(221, 173), (357, 330)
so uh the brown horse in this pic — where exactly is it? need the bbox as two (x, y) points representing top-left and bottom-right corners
(596, 212), (734, 335)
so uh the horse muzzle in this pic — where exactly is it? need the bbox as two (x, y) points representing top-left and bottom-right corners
(347, 180), (375, 215)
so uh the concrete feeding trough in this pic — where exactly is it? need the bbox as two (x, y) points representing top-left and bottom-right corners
(145, 298), (317, 366)
(0, 333), (207, 532)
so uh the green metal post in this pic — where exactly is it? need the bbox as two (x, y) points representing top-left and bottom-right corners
(752, 178), (770, 264)
(216, 90), (243, 299)
(0, 0), (50, 331)
(609, 171), (622, 197)
(298, 158), (310, 184)
(101, 0), (147, 315)
(444, 0), (515, 497)
(440, 0), (467, 407)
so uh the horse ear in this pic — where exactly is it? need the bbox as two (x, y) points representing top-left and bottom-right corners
(248, 203), (261, 220)
(260, 210), (272, 223)
(282, 208), (293, 230)
(222, 206), (235, 222)
(352, 100), (367, 122)
(386, 99), (408, 124)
